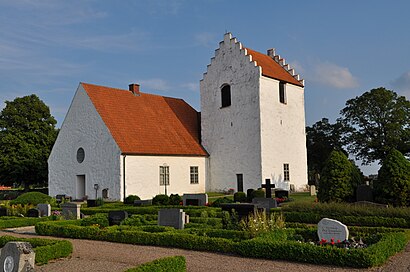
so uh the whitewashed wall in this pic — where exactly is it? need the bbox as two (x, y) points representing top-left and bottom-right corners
(48, 85), (122, 200)
(121, 155), (206, 200)
(201, 33), (262, 192)
(260, 77), (308, 191)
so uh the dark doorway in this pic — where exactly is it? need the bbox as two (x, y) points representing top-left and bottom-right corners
(236, 174), (243, 192)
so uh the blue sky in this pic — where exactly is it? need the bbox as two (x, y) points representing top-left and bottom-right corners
(1, 0), (409, 174)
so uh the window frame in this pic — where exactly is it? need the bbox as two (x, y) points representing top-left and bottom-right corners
(190, 166), (199, 184)
(283, 163), (290, 181)
(279, 81), (287, 104)
(159, 166), (170, 186)
(221, 84), (231, 108)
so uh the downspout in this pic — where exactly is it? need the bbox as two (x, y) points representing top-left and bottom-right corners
(123, 154), (126, 202)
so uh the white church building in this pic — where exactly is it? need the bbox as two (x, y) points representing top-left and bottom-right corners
(48, 33), (308, 201)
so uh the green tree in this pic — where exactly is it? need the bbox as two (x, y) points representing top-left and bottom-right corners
(339, 87), (410, 164)
(306, 118), (345, 177)
(374, 149), (410, 207)
(317, 150), (354, 202)
(0, 94), (58, 190)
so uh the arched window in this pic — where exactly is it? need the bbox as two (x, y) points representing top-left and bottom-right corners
(221, 84), (231, 108)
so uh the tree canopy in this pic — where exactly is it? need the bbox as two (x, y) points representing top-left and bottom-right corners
(0, 94), (58, 189)
(339, 87), (410, 164)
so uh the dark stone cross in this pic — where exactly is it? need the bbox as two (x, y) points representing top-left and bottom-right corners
(261, 179), (275, 198)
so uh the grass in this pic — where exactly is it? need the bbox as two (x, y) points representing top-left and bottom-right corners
(285, 192), (316, 205)
(207, 192), (233, 203)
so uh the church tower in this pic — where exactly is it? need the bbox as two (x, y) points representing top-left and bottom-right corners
(200, 33), (307, 193)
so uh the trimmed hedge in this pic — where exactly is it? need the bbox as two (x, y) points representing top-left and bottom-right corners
(35, 220), (409, 268)
(0, 217), (50, 229)
(125, 256), (186, 272)
(9, 192), (52, 205)
(0, 235), (73, 265)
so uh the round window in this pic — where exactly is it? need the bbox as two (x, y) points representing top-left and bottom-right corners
(77, 147), (85, 163)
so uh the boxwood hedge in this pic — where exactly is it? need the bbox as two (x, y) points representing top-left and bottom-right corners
(125, 256), (186, 272)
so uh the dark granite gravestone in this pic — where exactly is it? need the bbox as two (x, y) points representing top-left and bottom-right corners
(27, 208), (40, 218)
(356, 184), (373, 202)
(87, 200), (97, 207)
(134, 199), (152, 206)
(246, 189), (254, 202)
(0, 206), (8, 217)
(220, 203), (259, 220)
(275, 190), (289, 198)
(182, 194), (208, 206)
(55, 194), (65, 204)
(261, 179), (275, 198)
(185, 199), (199, 206)
(108, 211), (128, 226)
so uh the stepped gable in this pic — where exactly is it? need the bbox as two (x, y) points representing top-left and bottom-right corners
(82, 82), (208, 156)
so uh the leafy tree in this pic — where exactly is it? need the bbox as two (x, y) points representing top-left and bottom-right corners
(306, 118), (345, 178)
(374, 149), (410, 207)
(0, 94), (58, 190)
(317, 150), (354, 203)
(339, 87), (410, 164)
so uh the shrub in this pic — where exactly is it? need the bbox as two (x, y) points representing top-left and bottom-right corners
(234, 192), (247, 203)
(0, 217), (50, 229)
(124, 195), (141, 205)
(126, 256), (186, 272)
(239, 211), (285, 238)
(169, 194), (182, 205)
(210, 197), (233, 207)
(251, 189), (265, 200)
(153, 194), (169, 205)
(121, 215), (149, 226)
(222, 210), (239, 230)
(80, 213), (109, 228)
(10, 192), (52, 205)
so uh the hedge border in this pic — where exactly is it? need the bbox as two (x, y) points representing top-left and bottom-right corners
(35, 220), (409, 268)
(0, 217), (51, 229)
(0, 235), (73, 265)
(125, 256), (186, 272)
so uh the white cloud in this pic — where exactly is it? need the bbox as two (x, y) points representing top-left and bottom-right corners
(138, 79), (170, 92)
(181, 82), (198, 92)
(311, 61), (359, 89)
(390, 71), (410, 99)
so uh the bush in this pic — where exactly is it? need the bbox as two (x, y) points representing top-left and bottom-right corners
(251, 189), (265, 200)
(125, 256), (186, 272)
(0, 236), (72, 265)
(169, 194), (182, 205)
(153, 194), (169, 205)
(124, 195), (141, 205)
(121, 215), (149, 226)
(234, 192), (247, 203)
(210, 197), (233, 207)
(10, 192), (52, 205)
(80, 213), (109, 228)
(0, 217), (50, 229)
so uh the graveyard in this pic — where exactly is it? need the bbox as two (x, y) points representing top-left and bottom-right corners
(0, 190), (409, 271)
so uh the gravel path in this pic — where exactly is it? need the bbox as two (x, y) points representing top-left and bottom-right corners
(0, 227), (409, 272)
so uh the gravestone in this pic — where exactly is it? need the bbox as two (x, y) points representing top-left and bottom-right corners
(182, 194), (208, 206)
(246, 189), (254, 202)
(158, 208), (186, 229)
(356, 184), (373, 202)
(0, 242), (35, 272)
(220, 203), (259, 220)
(108, 211), (128, 226)
(134, 199), (152, 206)
(0, 206), (7, 217)
(55, 194), (65, 204)
(310, 185), (316, 196)
(252, 197), (277, 214)
(317, 218), (349, 242)
(274, 189), (289, 198)
(37, 204), (51, 217)
(261, 179), (274, 198)
(26, 208), (40, 218)
(61, 202), (81, 220)
(87, 199), (97, 207)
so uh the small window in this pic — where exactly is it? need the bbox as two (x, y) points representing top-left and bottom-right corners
(221, 84), (231, 108)
(190, 166), (199, 184)
(160, 166), (170, 186)
(283, 163), (290, 181)
(77, 147), (85, 163)
(279, 81), (286, 104)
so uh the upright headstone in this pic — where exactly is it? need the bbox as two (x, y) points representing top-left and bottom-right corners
(37, 204), (51, 217)
(246, 189), (254, 202)
(317, 218), (349, 242)
(61, 202), (81, 220)
(220, 203), (258, 220)
(356, 184), (373, 202)
(182, 194), (208, 206)
(0, 206), (8, 217)
(108, 211), (128, 226)
(158, 208), (186, 229)
(0, 242), (35, 272)
(274, 190), (289, 198)
(55, 194), (65, 204)
(310, 185), (316, 196)
(26, 208), (40, 218)
(261, 179), (274, 198)
(252, 197), (277, 214)
(134, 199), (152, 206)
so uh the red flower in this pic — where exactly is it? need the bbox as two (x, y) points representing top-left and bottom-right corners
(337, 239), (341, 243)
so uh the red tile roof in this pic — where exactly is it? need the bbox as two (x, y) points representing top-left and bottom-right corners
(245, 48), (304, 87)
(82, 83), (208, 156)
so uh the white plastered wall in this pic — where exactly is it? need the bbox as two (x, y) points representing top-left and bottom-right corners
(200, 33), (262, 192)
(259, 77), (308, 191)
(48, 85), (122, 200)
(121, 155), (206, 200)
